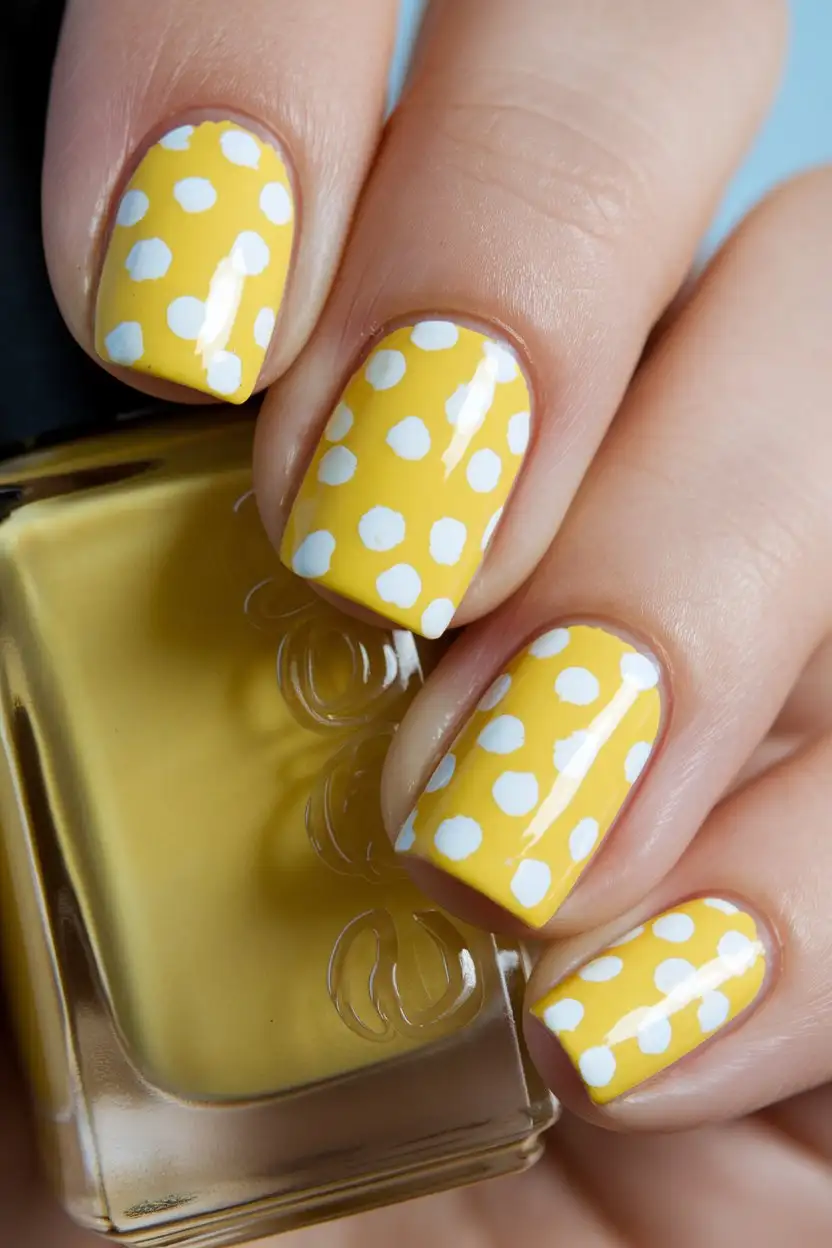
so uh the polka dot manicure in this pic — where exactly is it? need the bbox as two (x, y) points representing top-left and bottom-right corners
(531, 898), (767, 1103)
(280, 322), (531, 637)
(95, 120), (295, 402)
(396, 624), (664, 927)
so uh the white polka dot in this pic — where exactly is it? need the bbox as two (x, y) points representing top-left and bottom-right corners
(445, 384), (469, 426)
(173, 176), (217, 212)
(478, 674), (511, 711)
(206, 351), (242, 395)
(116, 189), (149, 226)
(325, 403), (353, 442)
(478, 714), (525, 754)
(366, 349), (406, 390)
(430, 517), (467, 566)
(254, 307), (276, 349)
(166, 295), (206, 340)
(654, 958), (696, 995)
(556, 667), (600, 706)
(610, 925), (645, 947)
(529, 628), (570, 658)
(386, 416), (431, 460)
(698, 991), (730, 1033)
(434, 816), (482, 861)
(232, 231), (270, 276)
(104, 322), (143, 365)
(421, 599), (455, 638)
(395, 810), (417, 853)
(493, 771), (539, 817)
(481, 507), (503, 551)
(620, 651), (660, 691)
(568, 817), (600, 863)
(637, 1015), (672, 1055)
(652, 912), (695, 943)
(358, 506), (405, 551)
(542, 998), (584, 1034)
(125, 238), (172, 281)
(578, 955), (623, 983)
(220, 129), (261, 168)
(554, 730), (600, 778)
(507, 411), (530, 455)
(483, 339), (519, 382)
(410, 320), (459, 350)
(159, 125), (193, 150)
(625, 741), (652, 783)
(704, 898), (739, 915)
(578, 1046), (616, 1089)
(425, 753), (456, 793)
(259, 181), (293, 224)
(376, 564), (422, 609)
(292, 531), (336, 578)
(317, 446), (357, 486)
(466, 448), (502, 493)
(717, 930), (759, 975)
(510, 859), (551, 908)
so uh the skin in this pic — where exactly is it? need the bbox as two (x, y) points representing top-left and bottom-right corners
(15, 0), (832, 1242)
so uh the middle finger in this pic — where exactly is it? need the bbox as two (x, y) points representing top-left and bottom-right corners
(257, 0), (784, 636)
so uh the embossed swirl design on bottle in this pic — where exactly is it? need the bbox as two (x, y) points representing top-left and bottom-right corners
(327, 908), (484, 1042)
(306, 728), (402, 882)
(235, 487), (485, 1044)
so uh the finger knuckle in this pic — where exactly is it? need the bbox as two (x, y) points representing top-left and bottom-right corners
(424, 78), (661, 264)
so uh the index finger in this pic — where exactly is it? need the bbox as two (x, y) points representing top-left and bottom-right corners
(43, 0), (398, 403)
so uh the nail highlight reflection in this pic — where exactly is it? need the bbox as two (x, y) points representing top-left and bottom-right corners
(396, 624), (663, 926)
(532, 898), (767, 1103)
(95, 119), (294, 401)
(281, 321), (531, 638)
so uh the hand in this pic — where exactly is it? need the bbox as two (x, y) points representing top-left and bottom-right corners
(18, 0), (832, 1244)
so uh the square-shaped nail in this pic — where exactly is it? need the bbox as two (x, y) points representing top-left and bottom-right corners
(395, 624), (664, 926)
(95, 120), (295, 402)
(280, 320), (531, 638)
(531, 898), (767, 1103)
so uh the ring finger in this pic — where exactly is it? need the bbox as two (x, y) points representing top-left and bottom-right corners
(384, 168), (832, 943)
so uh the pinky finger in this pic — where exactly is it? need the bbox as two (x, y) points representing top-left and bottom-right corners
(525, 733), (832, 1130)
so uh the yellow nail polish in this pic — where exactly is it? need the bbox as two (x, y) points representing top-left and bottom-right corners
(95, 120), (295, 401)
(532, 898), (767, 1103)
(280, 321), (531, 638)
(396, 624), (663, 926)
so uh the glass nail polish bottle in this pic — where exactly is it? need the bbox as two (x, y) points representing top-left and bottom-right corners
(0, 417), (555, 1245)
(0, 28), (555, 1248)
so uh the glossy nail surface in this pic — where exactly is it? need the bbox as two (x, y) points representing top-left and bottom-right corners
(396, 624), (663, 926)
(532, 897), (767, 1104)
(95, 120), (294, 401)
(280, 321), (530, 638)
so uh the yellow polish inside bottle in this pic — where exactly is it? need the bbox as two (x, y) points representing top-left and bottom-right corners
(0, 414), (553, 1241)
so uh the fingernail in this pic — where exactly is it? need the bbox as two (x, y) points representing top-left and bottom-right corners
(95, 120), (295, 402)
(396, 623), (664, 925)
(531, 897), (768, 1104)
(280, 320), (531, 638)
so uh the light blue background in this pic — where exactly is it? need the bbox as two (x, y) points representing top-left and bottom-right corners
(391, 0), (832, 254)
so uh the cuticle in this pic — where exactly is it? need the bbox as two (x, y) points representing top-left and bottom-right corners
(343, 309), (536, 418)
(512, 612), (673, 740)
